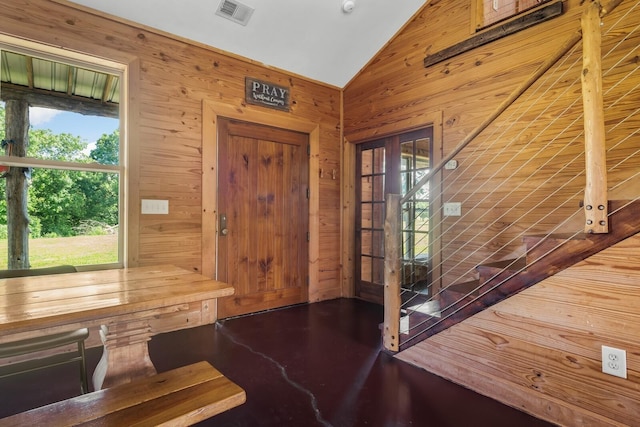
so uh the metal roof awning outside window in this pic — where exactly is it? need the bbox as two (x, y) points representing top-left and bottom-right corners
(0, 50), (119, 118)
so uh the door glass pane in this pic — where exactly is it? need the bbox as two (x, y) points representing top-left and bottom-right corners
(400, 155), (411, 172)
(361, 150), (372, 175)
(373, 147), (385, 174)
(416, 137), (430, 169)
(361, 256), (372, 282)
(361, 229), (372, 256)
(360, 177), (372, 202)
(372, 175), (384, 202)
(401, 172), (411, 195)
(372, 201), (384, 229)
(415, 207), (429, 232)
(372, 258), (384, 285)
(372, 230), (384, 258)
(361, 202), (372, 228)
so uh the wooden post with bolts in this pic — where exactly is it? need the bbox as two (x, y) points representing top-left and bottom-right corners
(581, 0), (609, 233)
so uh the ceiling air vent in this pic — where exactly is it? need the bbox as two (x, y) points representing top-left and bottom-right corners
(215, 0), (255, 26)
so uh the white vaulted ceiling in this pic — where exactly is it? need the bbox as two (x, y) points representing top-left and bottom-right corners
(67, 0), (426, 88)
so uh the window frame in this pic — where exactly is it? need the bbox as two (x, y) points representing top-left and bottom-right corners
(0, 36), (127, 271)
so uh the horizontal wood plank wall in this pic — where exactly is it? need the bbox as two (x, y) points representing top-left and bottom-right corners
(344, 0), (640, 285)
(0, 0), (343, 302)
(344, 0), (640, 424)
(398, 234), (640, 426)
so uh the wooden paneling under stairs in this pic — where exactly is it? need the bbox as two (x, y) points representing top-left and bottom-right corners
(401, 200), (640, 350)
(397, 218), (640, 426)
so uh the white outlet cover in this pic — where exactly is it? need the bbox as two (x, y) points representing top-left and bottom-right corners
(602, 345), (627, 379)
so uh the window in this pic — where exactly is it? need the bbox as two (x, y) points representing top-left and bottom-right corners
(476, 0), (554, 30)
(0, 43), (124, 272)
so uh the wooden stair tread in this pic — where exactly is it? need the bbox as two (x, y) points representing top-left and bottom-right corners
(477, 257), (526, 272)
(445, 280), (480, 295)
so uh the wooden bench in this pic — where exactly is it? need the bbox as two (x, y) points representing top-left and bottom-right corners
(0, 361), (246, 427)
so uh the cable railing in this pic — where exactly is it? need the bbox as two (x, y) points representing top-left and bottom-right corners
(383, 0), (638, 352)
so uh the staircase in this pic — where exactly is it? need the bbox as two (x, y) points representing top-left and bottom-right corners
(379, 0), (639, 355)
(400, 200), (640, 351)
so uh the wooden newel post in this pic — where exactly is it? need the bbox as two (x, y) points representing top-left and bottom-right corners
(581, 0), (609, 234)
(4, 99), (30, 269)
(383, 193), (401, 352)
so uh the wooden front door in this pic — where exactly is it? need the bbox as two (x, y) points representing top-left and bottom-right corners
(217, 118), (309, 318)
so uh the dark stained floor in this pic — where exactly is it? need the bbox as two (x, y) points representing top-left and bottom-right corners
(0, 298), (556, 426)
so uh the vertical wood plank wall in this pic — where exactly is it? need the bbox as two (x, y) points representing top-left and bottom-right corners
(344, 0), (640, 424)
(0, 0), (343, 302)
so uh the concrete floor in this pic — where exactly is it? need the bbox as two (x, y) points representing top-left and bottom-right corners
(0, 298), (556, 426)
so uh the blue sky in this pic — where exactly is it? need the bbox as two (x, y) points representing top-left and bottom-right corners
(29, 107), (119, 148)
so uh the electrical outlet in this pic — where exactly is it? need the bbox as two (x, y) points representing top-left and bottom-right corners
(602, 345), (627, 379)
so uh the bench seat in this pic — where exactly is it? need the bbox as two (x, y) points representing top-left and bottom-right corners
(0, 361), (246, 427)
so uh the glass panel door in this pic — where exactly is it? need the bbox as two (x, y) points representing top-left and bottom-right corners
(355, 127), (432, 304)
(356, 143), (386, 303)
(400, 133), (431, 293)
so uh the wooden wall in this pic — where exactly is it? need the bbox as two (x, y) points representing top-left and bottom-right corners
(344, 0), (640, 424)
(344, 0), (640, 286)
(398, 233), (640, 426)
(0, 0), (343, 302)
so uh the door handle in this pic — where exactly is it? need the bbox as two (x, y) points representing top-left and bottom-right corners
(220, 214), (228, 236)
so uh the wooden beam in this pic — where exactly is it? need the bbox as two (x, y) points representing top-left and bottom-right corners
(0, 83), (119, 118)
(383, 193), (402, 352)
(4, 99), (30, 269)
(581, 1), (608, 233)
(424, 1), (564, 68)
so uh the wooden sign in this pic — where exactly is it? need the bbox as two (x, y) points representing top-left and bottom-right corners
(245, 77), (290, 112)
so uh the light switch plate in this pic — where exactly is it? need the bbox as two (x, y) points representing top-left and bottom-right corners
(141, 199), (169, 214)
(443, 202), (461, 216)
(444, 159), (458, 170)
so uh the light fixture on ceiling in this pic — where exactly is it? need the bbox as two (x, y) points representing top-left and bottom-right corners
(342, 0), (355, 14)
(215, 0), (255, 26)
